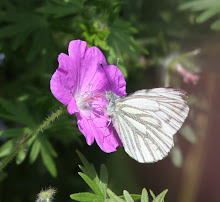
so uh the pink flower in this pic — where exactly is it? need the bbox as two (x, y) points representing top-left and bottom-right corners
(176, 64), (200, 85)
(50, 40), (126, 152)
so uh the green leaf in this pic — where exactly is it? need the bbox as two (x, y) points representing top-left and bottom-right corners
(150, 190), (156, 200)
(0, 12), (25, 23)
(78, 165), (87, 176)
(29, 139), (41, 163)
(0, 98), (17, 113)
(141, 188), (149, 202)
(107, 18), (147, 72)
(99, 164), (108, 196)
(16, 134), (35, 164)
(0, 13), (46, 41)
(107, 188), (125, 202)
(179, 0), (218, 11)
(123, 190), (134, 202)
(76, 151), (106, 196)
(0, 98), (35, 127)
(0, 23), (25, 38)
(0, 171), (7, 181)
(119, 194), (141, 201)
(36, 5), (77, 18)
(12, 26), (35, 50)
(16, 149), (27, 165)
(0, 128), (30, 138)
(78, 172), (103, 196)
(39, 137), (57, 157)
(41, 146), (57, 177)
(196, 8), (220, 23)
(73, 152), (167, 202)
(211, 19), (220, 30)
(94, 37), (110, 51)
(76, 150), (97, 179)
(180, 125), (197, 143)
(171, 146), (183, 168)
(154, 189), (168, 202)
(131, 194), (141, 200)
(70, 192), (103, 201)
(0, 139), (16, 158)
(36, 0), (86, 18)
(26, 29), (48, 62)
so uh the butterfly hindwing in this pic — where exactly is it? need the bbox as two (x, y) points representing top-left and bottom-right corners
(111, 88), (189, 163)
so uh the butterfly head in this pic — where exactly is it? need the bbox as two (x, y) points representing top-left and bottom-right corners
(105, 91), (120, 116)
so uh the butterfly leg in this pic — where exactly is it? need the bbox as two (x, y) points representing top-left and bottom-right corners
(102, 117), (112, 143)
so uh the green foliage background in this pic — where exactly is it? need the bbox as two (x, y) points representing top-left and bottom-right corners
(0, 0), (219, 201)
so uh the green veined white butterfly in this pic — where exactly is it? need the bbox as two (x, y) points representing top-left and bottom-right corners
(105, 88), (189, 163)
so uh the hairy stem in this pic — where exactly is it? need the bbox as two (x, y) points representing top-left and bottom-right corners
(0, 106), (66, 171)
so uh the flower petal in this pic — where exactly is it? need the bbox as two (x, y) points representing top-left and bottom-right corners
(81, 64), (127, 99)
(76, 113), (122, 153)
(76, 113), (95, 146)
(68, 40), (108, 96)
(67, 98), (79, 114)
(50, 53), (78, 105)
(102, 64), (127, 97)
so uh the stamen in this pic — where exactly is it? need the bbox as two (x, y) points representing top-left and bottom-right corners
(76, 91), (105, 115)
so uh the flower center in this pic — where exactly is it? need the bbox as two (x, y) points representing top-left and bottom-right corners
(75, 91), (103, 111)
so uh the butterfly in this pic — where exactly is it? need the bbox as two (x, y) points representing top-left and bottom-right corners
(105, 88), (189, 163)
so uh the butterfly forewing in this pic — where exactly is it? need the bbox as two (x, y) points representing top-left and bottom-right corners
(111, 88), (189, 163)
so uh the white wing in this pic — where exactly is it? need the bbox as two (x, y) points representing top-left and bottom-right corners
(112, 88), (189, 163)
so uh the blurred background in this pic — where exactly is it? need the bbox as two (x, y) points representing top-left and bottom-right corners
(0, 0), (220, 201)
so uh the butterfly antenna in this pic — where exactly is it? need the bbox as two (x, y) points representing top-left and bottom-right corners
(112, 58), (122, 94)
(114, 58), (119, 90)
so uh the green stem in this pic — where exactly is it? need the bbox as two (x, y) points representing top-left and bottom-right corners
(165, 70), (170, 87)
(0, 106), (66, 171)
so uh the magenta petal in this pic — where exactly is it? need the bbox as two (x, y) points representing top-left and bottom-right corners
(68, 40), (108, 95)
(77, 113), (121, 153)
(68, 40), (88, 59)
(67, 98), (79, 114)
(100, 64), (127, 97)
(50, 70), (71, 105)
(92, 117), (122, 152)
(76, 113), (95, 146)
(50, 53), (78, 105)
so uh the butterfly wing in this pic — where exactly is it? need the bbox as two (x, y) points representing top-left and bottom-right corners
(112, 88), (189, 163)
